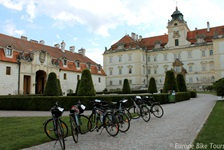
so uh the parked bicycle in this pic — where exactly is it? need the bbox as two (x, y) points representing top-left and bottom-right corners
(88, 99), (119, 137)
(141, 96), (164, 118)
(43, 102), (68, 150)
(127, 96), (151, 122)
(69, 100), (90, 143)
(110, 99), (131, 133)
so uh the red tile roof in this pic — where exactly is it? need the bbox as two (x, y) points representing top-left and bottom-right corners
(0, 33), (106, 76)
(109, 25), (224, 50)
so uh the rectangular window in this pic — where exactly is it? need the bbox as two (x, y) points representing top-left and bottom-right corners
(202, 50), (206, 57)
(148, 69), (151, 74)
(188, 51), (192, 58)
(128, 54), (132, 61)
(110, 81), (113, 85)
(153, 56), (157, 61)
(77, 75), (80, 81)
(209, 50), (213, 55)
(98, 77), (101, 83)
(129, 80), (132, 84)
(174, 54), (177, 59)
(142, 55), (145, 62)
(119, 80), (122, 85)
(189, 78), (193, 83)
(6, 48), (12, 56)
(6, 66), (11, 75)
(147, 56), (150, 62)
(154, 69), (157, 74)
(175, 39), (179, 46)
(189, 66), (193, 72)
(110, 70), (112, 75)
(119, 68), (122, 75)
(164, 54), (167, 61)
(77, 61), (80, 68)
(129, 68), (132, 74)
(118, 56), (122, 62)
(202, 64), (207, 71)
(63, 59), (67, 66)
(109, 57), (113, 63)
(64, 73), (67, 80)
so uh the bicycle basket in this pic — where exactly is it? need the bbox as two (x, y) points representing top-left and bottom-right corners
(78, 104), (86, 114)
(51, 107), (64, 118)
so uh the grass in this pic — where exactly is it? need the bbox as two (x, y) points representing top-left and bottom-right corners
(191, 100), (224, 149)
(0, 116), (71, 150)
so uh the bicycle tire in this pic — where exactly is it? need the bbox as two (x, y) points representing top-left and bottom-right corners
(88, 113), (97, 132)
(141, 105), (150, 122)
(128, 106), (141, 119)
(44, 118), (68, 140)
(151, 104), (164, 118)
(123, 108), (132, 121)
(104, 113), (119, 136)
(57, 120), (65, 150)
(70, 115), (78, 143)
(79, 115), (90, 134)
(115, 112), (130, 133)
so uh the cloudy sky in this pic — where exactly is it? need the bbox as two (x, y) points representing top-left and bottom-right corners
(0, 0), (224, 66)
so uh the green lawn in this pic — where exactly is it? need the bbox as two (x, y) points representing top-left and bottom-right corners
(0, 116), (71, 150)
(191, 100), (224, 150)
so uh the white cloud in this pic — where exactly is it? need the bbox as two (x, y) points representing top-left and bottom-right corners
(86, 48), (103, 65)
(3, 20), (25, 36)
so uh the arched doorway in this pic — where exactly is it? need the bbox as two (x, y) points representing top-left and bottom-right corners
(35, 70), (46, 94)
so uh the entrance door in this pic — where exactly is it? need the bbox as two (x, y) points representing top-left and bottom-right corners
(23, 75), (31, 94)
(35, 70), (46, 94)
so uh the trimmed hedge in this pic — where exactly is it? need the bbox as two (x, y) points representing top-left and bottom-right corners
(0, 92), (193, 111)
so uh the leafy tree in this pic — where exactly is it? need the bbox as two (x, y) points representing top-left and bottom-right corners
(176, 73), (187, 92)
(122, 79), (131, 94)
(213, 78), (224, 97)
(44, 72), (60, 96)
(163, 70), (178, 93)
(57, 79), (63, 96)
(148, 77), (157, 94)
(77, 69), (96, 96)
(75, 79), (81, 96)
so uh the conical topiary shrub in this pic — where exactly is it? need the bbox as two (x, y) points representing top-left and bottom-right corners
(75, 79), (81, 96)
(163, 70), (178, 93)
(148, 77), (158, 94)
(213, 78), (224, 97)
(77, 69), (96, 96)
(44, 72), (60, 96)
(176, 73), (187, 92)
(122, 79), (131, 94)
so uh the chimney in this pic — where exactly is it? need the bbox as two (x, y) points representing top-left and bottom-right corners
(207, 21), (210, 32)
(21, 36), (27, 40)
(39, 40), (45, 45)
(61, 40), (65, 52)
(54, 43), (60, 49)
(69, 46), (75, 53)
(139, 35), (142, 41)
(30, 39), (38, 43)
(131, 32), (136, 40)
(78, 48), (86, 57)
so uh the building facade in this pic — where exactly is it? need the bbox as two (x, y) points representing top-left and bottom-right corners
(0, 34), (106, 95)
(103, 7), (224, 91)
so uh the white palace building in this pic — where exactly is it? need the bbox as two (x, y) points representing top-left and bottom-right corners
(103, 7), (224, 91)
(0, 35), (106, 95)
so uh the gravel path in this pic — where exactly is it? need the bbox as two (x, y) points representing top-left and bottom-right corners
(0, 94), (218, 150)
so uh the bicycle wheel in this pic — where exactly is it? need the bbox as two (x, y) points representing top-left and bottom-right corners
(128, 106), (141, 119)
(57, 120), (65, 150)
(141, 105), (150, 122)
(151, 104), (164, 118)
(104, 113), (119, 136)
(115, 112), (130, 133)
(79, 115), (90, 134)
(123, 108), (132, 121)
(88, 113), (97, 132)
(70, 115), (78, 143)
(44, 118), (68, 140)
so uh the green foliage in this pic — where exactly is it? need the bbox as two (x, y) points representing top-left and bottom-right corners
(213, 78), (224, 97)
(148, 77), (158, 94)
(77, 69), (96, 96)
(44, 72), (60, 96)
(122, 79), (131, 94)
(57, 79), (63, 96)
(176, 73), (187, 92)
(75, 79), (81, 96)
(163, 70), (178, 93)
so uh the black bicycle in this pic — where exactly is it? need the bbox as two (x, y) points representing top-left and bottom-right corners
(88, 99), (119, 137)
(127, 96), (151, 122)
(43, 102), (68, 150)
(69, 100), (90, 143)
(142, 96), (164, 118)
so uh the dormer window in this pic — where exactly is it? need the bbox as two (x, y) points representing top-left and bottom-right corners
(62, 57), (67, 67)
(75, 60), (80, 69)
(86, 62), (91, 69)
(4, 46), (13, 58)
(97, 64), (101, 72)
